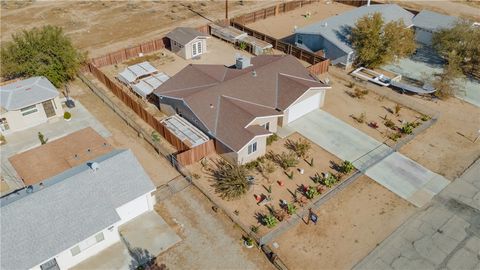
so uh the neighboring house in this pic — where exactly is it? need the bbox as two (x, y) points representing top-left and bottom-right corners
(117, 61), (170, 99)
(166, 27), (210, 60)
(0, 76), (64, 135)
(412, 10), (457, 46)
(154, 55), (330, 164)
(294, 4), (414, 68)
(1, 149), (156, 270)
(9, 127), (114, 186)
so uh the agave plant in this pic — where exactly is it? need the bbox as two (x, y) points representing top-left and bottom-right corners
(286, 203), (297, 215)
(262, 214), (278, 228)
(340, 160), (354, 174)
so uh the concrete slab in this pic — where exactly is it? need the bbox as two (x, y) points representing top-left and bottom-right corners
(72, 242), (131, 270)
(119, 211), (181, 259)
(285, 110), (449, 207)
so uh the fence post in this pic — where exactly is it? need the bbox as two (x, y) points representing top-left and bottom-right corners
(275, 4), (279, 16)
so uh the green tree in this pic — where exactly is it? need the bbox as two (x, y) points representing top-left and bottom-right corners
(1, 25), (85, 87)
(350, 12), (416, 68)
(433, 21), (480, 79)
(432, 51), (464, 99)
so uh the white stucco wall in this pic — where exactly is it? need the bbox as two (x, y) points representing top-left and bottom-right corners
(30, 192), (154, 270)
(247, 115), (280, 133)
(1, 97), (63, 135)
(237, 135), (269, 165)
(282, 89), (326, 126)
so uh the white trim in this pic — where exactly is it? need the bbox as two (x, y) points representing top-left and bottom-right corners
(283, 87), (329, 111)
(244, 115), (282, 128)
(278, 72), (324, 84)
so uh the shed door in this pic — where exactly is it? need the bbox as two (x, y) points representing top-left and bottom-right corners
(42, 100), (56, 118)
(192, 41), (202, 57)
(287, 93), (321, 123)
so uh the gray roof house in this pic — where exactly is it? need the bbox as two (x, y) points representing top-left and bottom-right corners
(412, 10), (458, 46)
(294, 4), (414, 67)
(166, 27), (210, 60)
(1, 149), (155, 270)
(0, 76), (64, 134)
(154, 55), (330, 164)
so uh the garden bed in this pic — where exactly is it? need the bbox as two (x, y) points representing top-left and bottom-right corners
(323, 76), (431, 147)
(188, 133), (356, 238)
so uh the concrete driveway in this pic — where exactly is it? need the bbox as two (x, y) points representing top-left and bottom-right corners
(281, 110), (449, 207)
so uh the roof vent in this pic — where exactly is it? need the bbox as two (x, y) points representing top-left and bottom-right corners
(26, 185), (34, 193)
(88, 162), (100, 171)
(252, 70), (257, 77)
(209, 104), (214, 109)
(235, 54), (251, 69)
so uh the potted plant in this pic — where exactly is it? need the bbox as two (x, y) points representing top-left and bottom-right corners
(63, 111), (72, 121)
(244, 237), (254, 248)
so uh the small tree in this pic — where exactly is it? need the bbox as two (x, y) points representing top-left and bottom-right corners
(210, 159), (248, 200)
(433, 51), (464, 99)
(350, 12), (415, 68)
(1, 25), (86, 87)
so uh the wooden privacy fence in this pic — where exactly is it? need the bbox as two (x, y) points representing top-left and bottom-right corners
(176, 140), (216, 166)
(230, 22), (330, 74)
(233, 0), (319, 25)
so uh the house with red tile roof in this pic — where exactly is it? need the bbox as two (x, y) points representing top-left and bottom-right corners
(154, 55), (330, 164)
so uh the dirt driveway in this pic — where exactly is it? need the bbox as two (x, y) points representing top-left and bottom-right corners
(274, 176), (415, 270)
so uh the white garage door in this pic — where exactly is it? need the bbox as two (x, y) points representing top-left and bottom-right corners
(287, 93), (321, 123)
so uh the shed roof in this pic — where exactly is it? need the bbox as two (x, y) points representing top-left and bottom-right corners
(295, 4), (414, 55)
(118, 61), (158, 84)
(0, 149), (155, 270)
(9, 127), (113, 186)
(413, 10), (457, 32)
(0, 76), (59, 111)
(154, 55), (328, 151)
(166, 27), (209, 45)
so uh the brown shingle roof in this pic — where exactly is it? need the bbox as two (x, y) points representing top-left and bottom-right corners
(9, 128), (113, 186)
(154, 55), (327, 151)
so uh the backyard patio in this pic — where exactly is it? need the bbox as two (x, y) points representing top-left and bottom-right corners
(188, 133), (356, 238)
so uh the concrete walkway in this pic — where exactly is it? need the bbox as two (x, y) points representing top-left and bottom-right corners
(355, 159), (480, 270)
(280, 110), (449, 207)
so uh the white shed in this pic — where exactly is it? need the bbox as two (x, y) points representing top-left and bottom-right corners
(166, 27), (210, 60)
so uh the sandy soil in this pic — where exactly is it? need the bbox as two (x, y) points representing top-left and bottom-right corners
(377, 0), (480, 20)
(188, 133), (349, 237)
(323, 76), (423, 146)
(0, 0), (277, 57)
(246, 1), (355, 39)
(274, 176), (416, 270)
(155, 185), (274, 270)
(399, 96), (480, 180)
(69, 78), (180, 186)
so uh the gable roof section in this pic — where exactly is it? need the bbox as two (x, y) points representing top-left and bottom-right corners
(0, 76), (59, 111)
(154, 55), (328, 152)
(413, 10), (457, 32)
(166, 27), (209, 45)
(9, 127), (114, 186)
(0, 149), (155, 270)
(295, 4), (414, 54)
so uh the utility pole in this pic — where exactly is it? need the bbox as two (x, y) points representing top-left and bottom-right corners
(225, 0), (229, 19)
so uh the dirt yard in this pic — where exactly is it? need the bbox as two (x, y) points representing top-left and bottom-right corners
(155, 185), (274, 270)
(188, 133), (354, 237)
(68, 78), (180, 186)
(376, 0), (480, 20)
(246, 1), (355, 39)
(274, 176), (416, 270)
(0, 1), (278, 57)
(323, 76), (425, 147)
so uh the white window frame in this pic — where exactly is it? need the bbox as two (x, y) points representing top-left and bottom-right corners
(20, 104), (38, 116)
(192, 41), (202, 57)
(247, 142), (257, 155)
(263, 122), (270, 131)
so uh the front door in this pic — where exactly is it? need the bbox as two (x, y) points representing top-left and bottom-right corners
(42, 100), (56, 118)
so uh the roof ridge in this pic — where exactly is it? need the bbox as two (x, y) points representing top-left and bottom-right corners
(160, 82), (220, 94)
(222, 95), (277, 110)
(192, 64), (226, 82)
(278, 72), (320, 84)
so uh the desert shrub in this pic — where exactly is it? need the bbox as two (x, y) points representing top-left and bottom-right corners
(63, 111), (71, 119)
(311, 172), (322, 184)
(273, 208), (287, 222)
(151, 131), (160, 143)
(384, 118), (396, 129)
(192, 173), (201, 180)
(321, 173), (339, 188)
(210, 159), (248, 200)
(353, 87), (369, 98)
(400, 122), (415, 134)
(394, 104), (401, 115)
(262, 214), (278, 228)
(346, 81), (356, 88)
(340, 160), (354, 174)
(285, 138), (311, 158)
(267, 151), (298, 170)
(266, 133), (279, 146)
(286, 203), (297, 215)
(38, 132), (48, 145)
(387, 131), (402, 141)
(244, 160), (260, 171)
(305, 186), (319, 199)
(420, 114), (431, 121)
(238, 41), (247, 51)
(353, 112), (366, 123)
(257, 160), (275, 179)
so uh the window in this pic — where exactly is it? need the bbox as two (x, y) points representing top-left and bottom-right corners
(70, 246), (81, 256)
(297, 35), (303, 44)
(20, 105), (38, 116)
(248, 142), (257, 155)
(263, 122), (270, 131)
(192, 41), (202, 57)
(0, 118), (9, 131)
